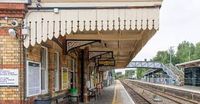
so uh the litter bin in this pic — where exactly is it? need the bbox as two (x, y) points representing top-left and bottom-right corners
(69, 88), (78, 102)
(34, 95), (51, 104)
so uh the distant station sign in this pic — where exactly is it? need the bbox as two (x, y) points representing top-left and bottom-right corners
(0, 69), (19, 86)
(0, 0), (29, 3)
(98, 59), (115, 66)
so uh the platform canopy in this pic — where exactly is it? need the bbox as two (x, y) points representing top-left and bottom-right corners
(176, 59), (200, 68)
(23, 0), (162, 68)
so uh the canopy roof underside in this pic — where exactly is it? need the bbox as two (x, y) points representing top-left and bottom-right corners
(24, 1), (162, 68)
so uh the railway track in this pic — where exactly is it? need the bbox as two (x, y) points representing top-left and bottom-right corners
(121, 81), (151, 104)
(121, 80), (199, 104)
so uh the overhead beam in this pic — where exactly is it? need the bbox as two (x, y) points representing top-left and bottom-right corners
(116, 60), (128, 62)
(66, 34), (142, 41)
(89, 47), (133, 52)
(114, 55), (130, 57)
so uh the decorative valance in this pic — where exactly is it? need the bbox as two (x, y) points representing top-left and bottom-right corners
(23, 6), (160, 48)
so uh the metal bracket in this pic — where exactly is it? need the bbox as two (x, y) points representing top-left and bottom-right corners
(66, 39), (100, 52)
(89, 51), (112, 60)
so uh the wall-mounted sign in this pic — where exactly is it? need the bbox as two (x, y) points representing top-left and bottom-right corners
(0, 0), (29, 3)
(99, 51), (113, 60)
(62, 67), (68, 90)
(26, 61), (41, 97)
(98, 59), (115, 66)
(0, 69), (19, 86)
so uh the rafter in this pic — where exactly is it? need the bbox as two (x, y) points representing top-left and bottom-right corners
(66, 34), (142, 41)
(89, 47), (133, 52)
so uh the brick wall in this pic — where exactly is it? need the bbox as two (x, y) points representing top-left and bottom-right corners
(0, 24), (24, 104)
(0, 3), (25, 18)
(0, 2), (83, 104)
(25, 40), (77, 104)
(0, 25), (79, 104)
(0, 3), (28, 104)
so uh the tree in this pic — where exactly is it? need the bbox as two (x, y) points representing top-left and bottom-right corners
(152, 50), (170, 64)
(136, 68), (148, 79)
(176, 41), (195, 63)
(193, 42), (200, 60)
(125, 70), (135, 78)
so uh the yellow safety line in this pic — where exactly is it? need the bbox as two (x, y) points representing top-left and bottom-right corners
(112, 81), (117, 104)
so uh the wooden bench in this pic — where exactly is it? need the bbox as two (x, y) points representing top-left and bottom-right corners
(67, 94), (80, 104)
(34, 93), (68, 104)
(88, 88), (97, 101)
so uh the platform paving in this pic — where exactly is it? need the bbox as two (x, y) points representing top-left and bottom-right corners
(81, 80), (135, 104)
(140, 80), (200, 94)
(113, 80), (135, 104)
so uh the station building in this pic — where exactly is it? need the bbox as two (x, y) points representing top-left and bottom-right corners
(0, 0), (162, 104)
(176, 59), (200, 86)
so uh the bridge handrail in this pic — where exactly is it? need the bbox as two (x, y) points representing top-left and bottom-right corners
(127, 61), (184, 85)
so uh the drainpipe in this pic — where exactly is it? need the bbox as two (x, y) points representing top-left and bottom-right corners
(19, 23), (27, 104)
(23, 45), (27, 104)
(18, 27), (23, 104)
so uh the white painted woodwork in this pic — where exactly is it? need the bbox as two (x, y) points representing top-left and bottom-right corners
(23, 1), (161, 48)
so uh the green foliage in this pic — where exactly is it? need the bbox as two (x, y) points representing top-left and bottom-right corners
(136, 68), (148, 79)
(115, 72), (124, 79)
(152, 41), (200, 65)
(176, 41), (195, 63)
(125, 70), (135, 78)
(193, 42), (200, 60)
(136, 41), (200, 79)
(152, 51), (170, 64)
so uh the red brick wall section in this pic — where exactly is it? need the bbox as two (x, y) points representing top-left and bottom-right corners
(0, 3), (26, 18)
(25, 40), (70, 103)
(0, 100), (22, 104)
(0, 3), (26, 104)
(0, 25), (24, 104)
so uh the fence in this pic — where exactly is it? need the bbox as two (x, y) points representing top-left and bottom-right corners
(142, 78), (176, 85)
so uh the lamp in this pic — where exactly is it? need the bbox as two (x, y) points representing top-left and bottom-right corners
(8, 28), (17, 37)
(8, 27), (28, 41)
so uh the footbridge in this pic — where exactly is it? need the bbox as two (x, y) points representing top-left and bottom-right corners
(127, 61), (184, 85)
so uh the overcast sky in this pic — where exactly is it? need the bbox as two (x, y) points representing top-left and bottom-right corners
(116, 0), (200, 72)
(133, 0), (200, 61)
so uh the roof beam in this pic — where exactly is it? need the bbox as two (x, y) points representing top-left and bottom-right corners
(89, 47), (133, 52)
(66, 34), (141, 41)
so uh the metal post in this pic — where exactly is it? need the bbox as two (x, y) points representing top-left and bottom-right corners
(189, 44), (191, 61)
(169, 46), (173, 64)
(169, 46), (175, 64)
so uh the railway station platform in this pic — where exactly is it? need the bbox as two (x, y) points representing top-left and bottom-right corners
(139, 80), (200, 93)
(84, 80), (135, 104)
(124, 79), (200, 104)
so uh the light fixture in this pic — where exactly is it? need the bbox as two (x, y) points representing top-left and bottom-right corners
(21, 27), (29, 40)
(8, 27), (28, 41)
(8, 28), (16, 37)
(54, 8), (59, 14)
(10, 20), (19, 27)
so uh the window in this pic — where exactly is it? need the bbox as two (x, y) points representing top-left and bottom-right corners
(69, 58), (77, 88)
(54, 52), (59, 91)
(41, 47), (48, 94)
(26, 61), (41, 97)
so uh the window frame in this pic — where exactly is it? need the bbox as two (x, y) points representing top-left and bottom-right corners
(54, 52), (60, 91)
(41, 46), (48, 94)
